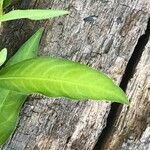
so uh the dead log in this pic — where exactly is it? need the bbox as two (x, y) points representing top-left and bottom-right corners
(0, 0), (150, 149)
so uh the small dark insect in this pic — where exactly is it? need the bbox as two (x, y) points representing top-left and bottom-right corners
(83, 15), (98, 23)
(116, 16), (123, 25)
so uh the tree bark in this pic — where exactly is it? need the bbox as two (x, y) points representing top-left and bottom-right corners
(99, 38), (150, 150)
(0, 0), (150, 150)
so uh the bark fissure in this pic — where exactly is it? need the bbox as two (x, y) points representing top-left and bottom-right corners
(94, 18), (150, 150)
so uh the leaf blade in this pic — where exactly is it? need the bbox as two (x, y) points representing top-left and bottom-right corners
(0, 9), (69, 22)
(6, 27), (44, 66)
(3, 0), (12, 8)
(0, 57), (129, 104)
(0, 90), (26, 145)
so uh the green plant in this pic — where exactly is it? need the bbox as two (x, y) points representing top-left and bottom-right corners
(2, 0), (12, 8)
(0, 0), (129, 145)
(0, 9), (70, 22)
(0, 56), (128, 103)
(0, 28), (44, 145)
(0, 0), (69, 22)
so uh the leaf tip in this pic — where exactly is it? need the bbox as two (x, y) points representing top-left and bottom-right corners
(116, 89), (129, 105)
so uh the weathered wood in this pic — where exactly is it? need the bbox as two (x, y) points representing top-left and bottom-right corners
(101, 39), (150, 150)
(0, 0), (150, 149)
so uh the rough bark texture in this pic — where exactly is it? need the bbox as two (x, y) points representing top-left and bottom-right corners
(121, 41), (150, 149)
(99, 39), (150, 150)
(0, 0), (150, 150)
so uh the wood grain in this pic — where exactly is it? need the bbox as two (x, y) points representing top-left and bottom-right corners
(101, 39), (150, 150)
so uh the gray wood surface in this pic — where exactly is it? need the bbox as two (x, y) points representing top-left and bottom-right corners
(101, 39), (150, 150)
(122, 40), (150, 149)
(0, 0), (150, 149)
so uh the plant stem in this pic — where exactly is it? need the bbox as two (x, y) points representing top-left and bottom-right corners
(0, 0), (3, 33)
(0, 0), (3, 16)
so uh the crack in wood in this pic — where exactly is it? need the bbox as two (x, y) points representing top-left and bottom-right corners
(94, 18), (150, 150)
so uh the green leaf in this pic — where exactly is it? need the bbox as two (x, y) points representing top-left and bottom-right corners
(6, 27), (44, 66)
(0, 90), (26, 145)
(0, 9), (70, 22)
(0, 27), (44, 145)
(3, 0), (12, 8)
(0, 48), (7, 66)
(0, 0), (4, 16)
(0, 0), (3, 3)
(0, 57), (129, 104)
(0, 0), (4, 4)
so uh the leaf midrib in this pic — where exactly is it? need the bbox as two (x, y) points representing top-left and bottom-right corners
(0, 76), (104, 90)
